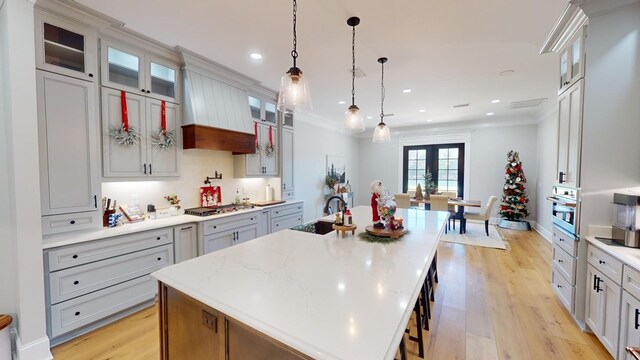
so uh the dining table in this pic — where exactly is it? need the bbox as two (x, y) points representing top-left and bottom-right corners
(410, 197), (482, 234)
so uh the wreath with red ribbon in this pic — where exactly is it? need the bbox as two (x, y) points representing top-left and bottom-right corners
(109, 91), (141, 146)
(265, 126), (275, 157)
(151, 100), (175, 150)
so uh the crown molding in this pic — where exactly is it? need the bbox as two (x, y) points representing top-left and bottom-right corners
(539, 4), (588, 54)
(572, 0), (640, 17)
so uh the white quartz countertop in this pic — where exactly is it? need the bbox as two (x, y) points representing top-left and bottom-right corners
(42, 200), (303, 249)
(586, 236), (640, 271)
(152, 206), (448, 360)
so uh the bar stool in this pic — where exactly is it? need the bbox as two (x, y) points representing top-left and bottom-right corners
(404, 296), (425, 358)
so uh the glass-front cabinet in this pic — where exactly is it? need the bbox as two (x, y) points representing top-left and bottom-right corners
(101, 39), (179, 103)
(35, 11), (97, 82)
(558, 26), (585, 94)
(247, 95), (277, 124)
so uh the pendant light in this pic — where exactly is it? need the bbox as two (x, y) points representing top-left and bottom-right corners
(277, 0), (312, 112)
(372, 57), (391, 143)
(343, 16), (365, 133)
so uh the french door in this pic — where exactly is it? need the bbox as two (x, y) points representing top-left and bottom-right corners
(402, 143), (465, 197)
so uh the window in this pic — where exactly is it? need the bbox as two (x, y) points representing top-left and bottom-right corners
(402, 143), (464, 197)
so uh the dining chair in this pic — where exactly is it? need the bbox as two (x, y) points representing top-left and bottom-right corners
(441, 191), (458, 229)
(394, 193), (411, 208)
(462, 195), (498, 236)
(429, 194), (450, 234)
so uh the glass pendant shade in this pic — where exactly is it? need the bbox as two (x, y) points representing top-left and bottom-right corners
(372, 122), (391, 143)
(277, 68), (312, 113)
(343, 105), (365, 133)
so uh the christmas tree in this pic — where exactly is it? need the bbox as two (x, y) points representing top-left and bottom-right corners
(499, 150), (529, 221)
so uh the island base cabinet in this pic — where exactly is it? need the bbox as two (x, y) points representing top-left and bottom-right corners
(620, 291), (640, 360)
(159, 283), (311, 360)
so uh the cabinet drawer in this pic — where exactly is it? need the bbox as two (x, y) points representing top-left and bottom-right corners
(282, 191), (295, 200)
(49, 244), (173, 304)
(553, 244), (576, 283)
(271, 213), (303, 233)
(271, 203), (303, 219)
(47, 228), (173, 271)
(552, 265), (574, 312)
(553, 226), (577, 257)
(49, 274), (156, 338)
(623, 265), (640, 300)
(202, 211), (258, 236)
(587, 244), (623, 286)
(42, 212), (101, 235)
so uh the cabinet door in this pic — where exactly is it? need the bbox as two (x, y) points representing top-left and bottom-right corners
(175, 224), (198, 263)
(102, 88), (147, 177)
(234, 225), (258, 245)
(101, 40), (145, 94)
(34, 11), (97, 82)
(36, 71), (100, 215)
(248, 95), (262, 122)
(600, 274), (622, 358)
(559, 47), (570, 91)
(258, 210), (270, 237)
(146, 99), (179, 177)
(146, 56), (180, 104)
(262, 124), (278, 176)
(557, 90), (570, 183)
(203, 231), (234, 254)
(282, 128), (294, 194)
(264, 101), (277, 124)
(565, 80), (583, 185)
(620, 291), (640, 360)
(585, 265), (600, 333)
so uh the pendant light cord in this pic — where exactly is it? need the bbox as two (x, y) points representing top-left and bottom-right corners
(380, 60), (385, 123)
(351, 24), (356, 106)
(291, 0), (298, 68)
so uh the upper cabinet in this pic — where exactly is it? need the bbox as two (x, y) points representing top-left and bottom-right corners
(559, 26), (586, 94)
(248, 95), (277, 125)
(100, 39), (180, 104)
(35, 11), (97, 82)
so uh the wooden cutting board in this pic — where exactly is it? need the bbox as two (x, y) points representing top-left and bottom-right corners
(251, 200), (286, 207)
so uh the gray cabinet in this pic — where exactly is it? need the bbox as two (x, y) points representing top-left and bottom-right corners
(258, 209), (270, 237)
(248, 95), (277, 125)
(200, 212), (259, 255)
(34, 10), (97, 82)
(585, 244), (623, 359)
(36, 70), (101, 234)
(174, 224), (198, 262)
(559, 26), (586, 95)
(234, 122), (278, 177)
(270, 203), (303, 233)
(557, 79), (583, 186)
(100, 39), (180, 104)
(620, 286), (640, 360)
(101, 87), (179, 178)
(281, 127), (295, 199)
(44, 227), (175, 344)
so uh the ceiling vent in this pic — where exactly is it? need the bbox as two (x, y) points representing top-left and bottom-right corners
(509, 98), (547, 109)
(453, 103), (470, 108)
(350, 67), (366, 78)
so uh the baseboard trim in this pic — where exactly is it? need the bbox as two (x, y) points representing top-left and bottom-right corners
(15, 334), (52, 360)
(533, 222), (553, 243)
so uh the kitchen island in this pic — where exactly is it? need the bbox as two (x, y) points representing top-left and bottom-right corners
(152, 206), (448, 359)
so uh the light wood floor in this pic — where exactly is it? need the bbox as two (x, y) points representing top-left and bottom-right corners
(52, 229), (612, 360)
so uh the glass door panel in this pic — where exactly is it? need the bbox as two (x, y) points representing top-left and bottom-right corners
(571, 38), (581, 79)
(107, 47), (140, 89)
(248, 96), (261, 121)
(283, 111), (294, 127)
(560, 49), (569, 89)
(264, 101), (277, 124)
(43, 23), (85, 73)
(150, 62), (176, 98)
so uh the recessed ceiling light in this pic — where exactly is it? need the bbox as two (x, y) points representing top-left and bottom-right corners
(427, 119), (433, 122)
(250, 53), (263, 60)
(402, 89), (412, 93)
(486, 112), (495, 116)
(338, 101), (346, 105)
(499, 70), (514, 76)
(491, 99), (501, 103)
(366, 116), (373, 119)
(419, 109), (426, 113)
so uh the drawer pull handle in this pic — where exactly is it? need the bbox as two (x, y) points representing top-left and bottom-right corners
(558, 259), (563, 263)
(213, 226), (217, 229)
(557, 284), (562, 288)
(70, 220), (76, 225)
(72, 255), (78, 259)
(75, 311), (80, 316)
(559, 238), (564, 242)
(599, 260), (605, 265)
(181, 227), (192, 230)
(157, 237), (161, 240)
(157, 257), (162, 261)
(593, 274), (598, 290)
(73, 280), (79, 285)
(635, 309), (640, 330)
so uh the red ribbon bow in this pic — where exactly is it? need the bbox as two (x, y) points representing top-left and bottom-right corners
(254, 122), (259, 148)
(269, 126), (273, 148)
(161, 100), (167, 135)
(120, 91), (129, 132)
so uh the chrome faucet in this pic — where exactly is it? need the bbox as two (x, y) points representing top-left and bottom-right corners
(324, 195), (347, 215)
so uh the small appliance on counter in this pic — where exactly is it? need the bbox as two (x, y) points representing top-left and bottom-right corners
(612, 192), (640, 247)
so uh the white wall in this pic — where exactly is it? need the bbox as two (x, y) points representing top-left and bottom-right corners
(357, 120), (539, 221)
(294, 116), (360, 222)
(0, 0), (51, 358)
(580, 4), (640, 231)
(534, 104), (558, 240)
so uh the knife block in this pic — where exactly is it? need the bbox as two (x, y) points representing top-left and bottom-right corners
(103, 209), (115, 227)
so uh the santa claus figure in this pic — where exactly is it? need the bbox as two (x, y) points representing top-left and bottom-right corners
(370, 180), (385, 228)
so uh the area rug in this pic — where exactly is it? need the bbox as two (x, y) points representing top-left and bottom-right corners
(441, 221), (508, 250)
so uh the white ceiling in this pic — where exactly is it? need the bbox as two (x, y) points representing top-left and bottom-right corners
(75, 0), (567, 130)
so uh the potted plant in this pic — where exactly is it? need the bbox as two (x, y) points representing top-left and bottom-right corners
(423, 168), (437, 197)
(325, 175), (337, 195)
